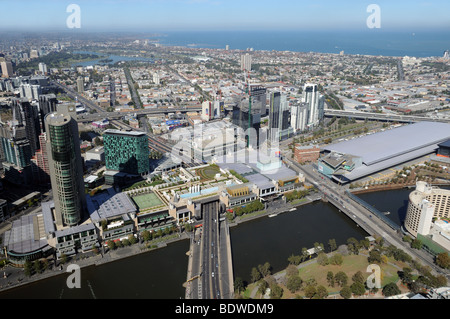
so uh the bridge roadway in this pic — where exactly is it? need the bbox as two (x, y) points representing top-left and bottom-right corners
(282, 154), (450, 281)
(324, 109), (450, 124)
(185, 200), (234, 299)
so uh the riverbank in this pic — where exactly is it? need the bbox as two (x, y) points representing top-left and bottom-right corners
(0, 232), (190, 294)
(0, 193), (319, 295)
(228, 194), (322, 228)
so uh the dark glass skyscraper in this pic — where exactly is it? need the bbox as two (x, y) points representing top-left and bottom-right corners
(45, 104), (85, 227)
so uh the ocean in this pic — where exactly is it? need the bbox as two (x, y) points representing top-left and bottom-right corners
(151, 29), (450, 58)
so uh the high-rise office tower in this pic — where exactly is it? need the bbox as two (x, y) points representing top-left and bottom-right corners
(0, 60), (13, 78)
(268, 91), (292, 143)
(38, 94), (57, 132)
(232, 85), (266, 148)
(38, 62), (48, 75)
(103, 129), (149, 177)
(11, 98), (41, 156)
(291, 102), (309, 132)
(303, 83), (325, 127)
(77, 76), (84, 93)
(240, 53), (252, 71)
(45, 104), (86, 227)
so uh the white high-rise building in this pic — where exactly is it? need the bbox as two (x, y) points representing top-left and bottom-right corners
(153, 72), (160, 85)
(77, 76), (84, 93)
(19, 84), (41, 101)
(291, 102), (309, 132)
(38, 62), (48, 75)
(240, 53), (252, 71)
(303, 83), (325, 127)
(0, 60), (13, 78)
(444, 50), (450, 61)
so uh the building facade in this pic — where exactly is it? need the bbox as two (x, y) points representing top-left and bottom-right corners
(405, 181), (450, 241)
(103, 129), (149, 177)
(45, 104), (86, 227)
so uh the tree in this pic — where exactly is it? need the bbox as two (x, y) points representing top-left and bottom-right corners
(335, 271), (348, 287)
(286, 264), (299, 278)
(340, 286), (352, 299)
(352, 271), (365, 285)
(329, 253), (343, 266)
(350, 282), (366, 296)
(328, 239), (337, 252)
(258, 280), (269, 296)
(141, 230), (151, 242)
(304, 285), (317, 299)
(258, 262), (272, 277)
(251, 267), (262, 283)
(435, 252), (450, 269)
(316, 285), (329, 299)
(368, 250), (382, 264)
(24, 260), (33, 277)
(382, 283), (401, 297)
(270, 284), (284, 299)
(33, 260), (43, 274)
(286, 275), (303, 293)
(326, 271), (335, 287)
(317, 252), (329, 266)
(234, 277), (245, 293)
(128, 234), (137, 245)
(107, 240), (116, 251)
(411, 238), (423, 250)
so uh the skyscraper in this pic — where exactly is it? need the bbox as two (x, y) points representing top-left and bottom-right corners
(11, 98), (41, 156)
(77, 76), (84, 93)
(268, 91), (292, 143)
(38, 62), (48, 75)
(38, 94), (57, 132)
(232, 85), (266, 148)
(0, 60), (13, 78)
(45, 104), (86, 227)
(303, 83), (325, 127)
(291, 102), (309, 132)
(240, 53), (252, 71)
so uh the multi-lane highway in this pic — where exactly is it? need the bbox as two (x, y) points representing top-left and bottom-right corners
(201, 201), (221, 299)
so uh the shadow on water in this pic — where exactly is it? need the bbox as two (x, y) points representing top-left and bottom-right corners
(0, 240), (189, 299)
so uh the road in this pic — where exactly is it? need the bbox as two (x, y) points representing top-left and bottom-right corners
(201, 201), (221, 299)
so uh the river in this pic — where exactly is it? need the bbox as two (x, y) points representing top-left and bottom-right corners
(0, 188), (418, 299)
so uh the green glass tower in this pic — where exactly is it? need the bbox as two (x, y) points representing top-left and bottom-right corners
(103, 129), (149, 175)
(45, 105), (85, 227)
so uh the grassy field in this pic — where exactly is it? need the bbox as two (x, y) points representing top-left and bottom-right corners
(132, 192), (163, 210)
(196, 165), (221, 181)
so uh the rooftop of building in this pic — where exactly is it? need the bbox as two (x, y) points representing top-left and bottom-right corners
(321, 122), (450, 166)
(103, 129), (146, 137)
(86, 188), (137, 222)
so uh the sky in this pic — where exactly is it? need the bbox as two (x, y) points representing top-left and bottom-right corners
(1, 0), (450, 32)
